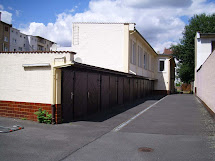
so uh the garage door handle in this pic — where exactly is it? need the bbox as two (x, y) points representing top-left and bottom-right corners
(71, 92), (74, 100)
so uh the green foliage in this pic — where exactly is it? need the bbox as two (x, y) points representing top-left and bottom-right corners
(34, 108), (52, 124)
(21, 117), (27, 120)
(171, 13), (215, 83)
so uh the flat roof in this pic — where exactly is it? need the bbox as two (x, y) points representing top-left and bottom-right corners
(72, 61), (157, 81)
(0, 21), (12, 27)
(200, 33), (215, 38)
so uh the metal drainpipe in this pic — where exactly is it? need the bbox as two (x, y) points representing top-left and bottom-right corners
(51, 67), (56, 124)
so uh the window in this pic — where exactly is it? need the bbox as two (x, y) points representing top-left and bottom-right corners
(5, 26), (9, 32)
(144, 52), (147, 70)
(18, 47), (22, 51)
(11, 30), (13, 32)
(212, 41), (215, 53)
(14, 49), (16, 51)
(131, 41), (136, 65)
(159, 59), (165, 72)
(20, 35), (22, 38)
(138, 46), (143, 67)
(4, 36), (8, 42)
(4, 47), (8, 52)
(13, 39), (16, 44)
(23, 44), (25, 47)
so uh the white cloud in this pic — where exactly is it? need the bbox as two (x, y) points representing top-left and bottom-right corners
(15, 10), (20, 16)
(0, 10), (12, 24)
(20, 0), (215, 52)
(8, 6), (13, 10)
(0, 4), (3, 10)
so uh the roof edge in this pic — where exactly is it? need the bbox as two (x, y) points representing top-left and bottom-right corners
(0, 51), (76, 54)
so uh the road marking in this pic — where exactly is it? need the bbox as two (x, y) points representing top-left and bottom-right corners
(112, 96), (167, 132)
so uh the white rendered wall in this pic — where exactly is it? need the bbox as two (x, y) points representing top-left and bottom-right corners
(154, 57), (170, 90)
(72, 23), (125, 72)
(196, 37), (215, 70)
(0, 52), (74, 104)
(129, 33), (156, 79)
(196, 51), (215, 113)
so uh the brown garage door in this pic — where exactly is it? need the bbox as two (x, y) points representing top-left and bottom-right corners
(62, 70), (74, 122)
(74, 71), (88, 120)
(101, 75), (110, 111)
(87, 72), (100, 115)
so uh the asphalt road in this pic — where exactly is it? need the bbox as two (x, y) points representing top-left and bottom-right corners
(0, 94), (215, 161)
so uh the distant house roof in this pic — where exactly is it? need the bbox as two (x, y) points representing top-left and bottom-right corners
(163, 48), (173, 55)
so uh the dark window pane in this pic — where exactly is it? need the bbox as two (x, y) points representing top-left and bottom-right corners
(160, 61), (164, 71)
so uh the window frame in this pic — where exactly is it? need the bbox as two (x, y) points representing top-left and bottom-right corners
(158, 59), (166, 72)
(131, 40), (136, 65)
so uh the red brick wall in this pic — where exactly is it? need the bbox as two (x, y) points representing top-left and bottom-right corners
(0, 100), (62, 123)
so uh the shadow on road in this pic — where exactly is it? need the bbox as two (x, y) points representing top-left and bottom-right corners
(68, 95), (166, 123)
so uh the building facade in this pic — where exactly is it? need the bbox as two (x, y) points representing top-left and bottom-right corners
(0, 21), (12, 52)
(72, 22), (175, 94)
(36, 36), (55, 51)
(9, 28), (56, 52)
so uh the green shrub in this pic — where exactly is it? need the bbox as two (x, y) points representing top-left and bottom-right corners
(34, 108), (52, 124)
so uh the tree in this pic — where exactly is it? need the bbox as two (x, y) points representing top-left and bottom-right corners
(171, 13), (215, 83)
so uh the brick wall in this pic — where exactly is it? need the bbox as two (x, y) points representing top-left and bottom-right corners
(0, 100), (62, 123)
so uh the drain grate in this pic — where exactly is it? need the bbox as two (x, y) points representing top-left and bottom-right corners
(138, 147), (154, 152)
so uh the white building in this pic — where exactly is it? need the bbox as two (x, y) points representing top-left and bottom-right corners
(10, 27), (56, 52)
(10, 28), (31, 51)
(194, 32), (215, 115)
(71, 22), (175, 94)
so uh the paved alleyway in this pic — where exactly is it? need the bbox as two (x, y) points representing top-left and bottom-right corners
(63, 94), (215, 161)
(0, 94), (215, 161)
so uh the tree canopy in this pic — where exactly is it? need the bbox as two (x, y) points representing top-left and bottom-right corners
(171, 13), (215, 83)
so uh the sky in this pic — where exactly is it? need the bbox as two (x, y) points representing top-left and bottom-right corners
(0, 0), (215, 52)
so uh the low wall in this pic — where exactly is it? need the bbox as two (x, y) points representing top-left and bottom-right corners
(0, 100), (62, 123)
(196, 51), (215, 116)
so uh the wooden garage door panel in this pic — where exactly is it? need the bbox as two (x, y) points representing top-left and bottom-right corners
(74, 71), (88, 120)
(101, 75), (110, 111)
(62, 70), (74, 122)
(87, 72), (100, 115)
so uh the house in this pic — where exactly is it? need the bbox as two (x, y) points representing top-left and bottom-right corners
(194, 32), (215, 116)
(72, 22), (175, 94)
(0, 19), (12, 52)
(156, 48), (175, 94)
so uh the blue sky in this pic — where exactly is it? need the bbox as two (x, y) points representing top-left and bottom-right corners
(0, 0), (89, 28)
(1, 0), (215, 52)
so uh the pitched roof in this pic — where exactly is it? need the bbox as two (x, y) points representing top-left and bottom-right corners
(163, 48), (173, 55)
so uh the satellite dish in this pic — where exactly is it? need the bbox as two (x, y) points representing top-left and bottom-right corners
(75, 57), (82, 63)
